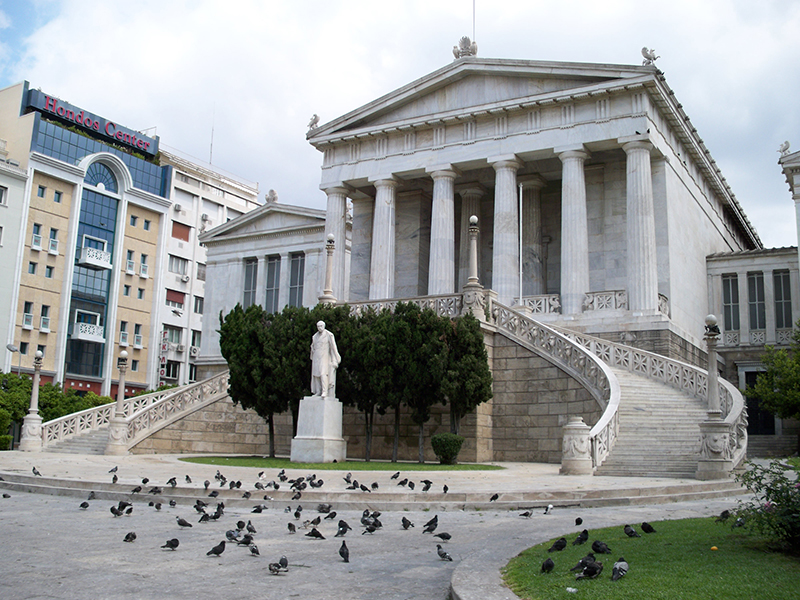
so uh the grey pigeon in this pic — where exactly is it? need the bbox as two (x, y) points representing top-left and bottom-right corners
(131, 486), (142, 494)
(249, 544), (260, 556)
(576, 560), (603, 580)
(489, 493), (499, 502)
(246, 520), (257, 534)
(623, 524), (640, 538)
(161, 538), (179, 550)
(390, 471), (400, 480)
(279, 555), (288, 570)
(123, 532), (136, 543)
(541, 557), (555, 573)
(176, 516), (192, 528)
(324, 511), (338, 520)
(287, 523), (296, 534)
(169, 500), (177, 508)
(544, 504), (553, 515)
(443, 484), (448, 494)
(611, 557), (628, 581)
(434, 532), (451, 542)
(339, 540), (349, 563)
(548, 537), (567, 552)
(166, 477), (177, 487)
(206, 540), (225, 556)
(87, 491), (96, 500)
(185, 475), (192, 483)
(436, 544), (453, 561)
(402, 516), (414, 530)
(575, 517), (583, 526)
(519, 511), (532, 518)
(32, 467), (42, 476)
(109, 466), (118, 473)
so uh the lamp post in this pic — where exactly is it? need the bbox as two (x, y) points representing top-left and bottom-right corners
(6, 343), (21, 375)
(105, 350), (129, 455)
(462, 215), (491, 321)
(703, 314), (721, 419)
(19, 351), (43, 452)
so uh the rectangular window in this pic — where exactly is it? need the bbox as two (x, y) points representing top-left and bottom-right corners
(119, 321), (128, 346)
(265, 255), (281, 313)
(24, 301), (33, 314)
(127, 250), (134, 261)
(130, 215), (138, 227)
(37, 185), (46, 198)
(168, 255), (188, 276)
(53, 190), (62, 203)
(134, 324), (143, 347)
(0, 185), (7, 205)
(166, 289), (185, 310)
(171, 221), (191, 242)
(131, 359), (139, 372)
(774, 270), (793, 330)
(28, 262), (37, 275)
(722, 274), (740, 331)
(188, 364), (197, 383)
(48, 228), (58, 253)
(191, 329), (202, 347)
(289, 253), (305, 308)
(748, 272), (766, 330)
(165, 360), (179, 379)
(37, 344), (46, 357)
(45, 265), (54, 279)
(19, 341), (28, 355)
(40, 305), (50, 332)
(0, 225), (3, 245)
(31, 223), (42, 250)
(196, 263), (206, 281)
(143, 219), (151, 231)
(137, 288), (144, 300)
(242, 258), (258, 309)
(123, 284), (131, 296)
(164, 325), (182, 344)
(193, 295), (204, 314)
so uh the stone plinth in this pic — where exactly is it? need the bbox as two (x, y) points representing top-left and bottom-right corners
(18, 413), (42, 452)
(695, 419), (733, 480)
(559, 416), (593, 475)
(290, 396), (347, 463)
(105, 416), (130, 456)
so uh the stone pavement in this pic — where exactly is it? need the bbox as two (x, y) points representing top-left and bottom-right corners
(0, 452), (750, 600)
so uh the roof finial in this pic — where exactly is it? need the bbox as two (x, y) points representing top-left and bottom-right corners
(641, 47), (660, 66)
(453, 36), (478, 60)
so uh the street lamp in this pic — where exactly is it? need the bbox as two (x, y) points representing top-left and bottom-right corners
(105, 350), (129, 455)
(6, 343), (21, 375)
(19, 350), (43, 452)
(704, 314), (721, 418)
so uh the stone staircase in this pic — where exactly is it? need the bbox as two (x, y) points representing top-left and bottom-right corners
(596, 368), (707, 478)
(43, 427), (109, 455)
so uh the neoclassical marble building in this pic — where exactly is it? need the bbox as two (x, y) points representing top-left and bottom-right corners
(308, 57), (760, 359)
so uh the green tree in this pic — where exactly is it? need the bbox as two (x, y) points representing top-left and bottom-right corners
(748, 324), (800, 422)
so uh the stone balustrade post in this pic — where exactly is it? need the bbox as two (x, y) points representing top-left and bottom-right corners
(19, 351), (44, 452)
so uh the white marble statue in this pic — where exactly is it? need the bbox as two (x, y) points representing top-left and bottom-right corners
(641, 47), (660, 66)
(453, 36), (478, 59)
(307, 114), (320, 130)
(779, 140), (791, 156)
(310, 320), (340, 398)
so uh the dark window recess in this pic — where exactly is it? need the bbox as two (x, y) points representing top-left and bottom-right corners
(745, 371), (775, 435)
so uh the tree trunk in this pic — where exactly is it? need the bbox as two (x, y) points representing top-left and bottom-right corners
(364, 406), (374, 462)
(267, 413), (275, 458)
(418, 422), (425, 464)
(392, 403), (401, 462)
(450, 406), (460, 435)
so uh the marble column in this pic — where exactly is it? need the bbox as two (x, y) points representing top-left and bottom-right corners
(621, 140), (658, 313)
(491, 157), (522, 305)
(369, 177), (398, 300)
(520, 176), (547, 296)
(427, 168), (458, 295)
(323, 186), (349, 302)
(458, 186), (485, 290)
(558, 148), (590, 316)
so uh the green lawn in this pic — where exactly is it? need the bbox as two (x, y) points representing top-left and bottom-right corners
(503, 517), (800, 600)
(179, 455), (504, 471)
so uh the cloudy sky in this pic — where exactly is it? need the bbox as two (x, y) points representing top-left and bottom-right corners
(1, 0), (798, 247)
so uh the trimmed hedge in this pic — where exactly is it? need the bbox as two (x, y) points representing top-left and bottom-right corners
(0, 434), (12, 451)
(431, 432), (465, 465)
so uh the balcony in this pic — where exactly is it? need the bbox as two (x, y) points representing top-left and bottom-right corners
(31, 234), (42, 251)
(78, 247), (112, 270)
(73, 322), (105, 343)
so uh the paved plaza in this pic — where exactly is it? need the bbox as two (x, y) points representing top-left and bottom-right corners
(0, 452), (748, 600)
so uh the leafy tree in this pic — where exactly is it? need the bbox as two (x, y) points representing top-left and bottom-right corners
(440, 313), (493, 435)
(748, 324), (800, 421)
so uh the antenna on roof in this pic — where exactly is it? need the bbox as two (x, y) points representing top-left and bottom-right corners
(473, 0), (476, 42)
(209, 104), (215, 164)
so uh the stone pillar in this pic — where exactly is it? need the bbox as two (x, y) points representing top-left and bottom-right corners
(560, 416), (593, 475)
(318, 234), (337, 305)
(558, 148), (590, 316)
(697, 315), (732, 479)
(520, 175), (547, 296)
(323, 185), (350, 302)
(621, 139), (658, 313)
(105, 351), (129, 456)
(369, 178), (398, 300)
(19, 351), (44, 452)
(457, 186), (485, 290)
(462, 215), (488, 321)
(427, 167), (459, 295)
(490, 157), (522, 305)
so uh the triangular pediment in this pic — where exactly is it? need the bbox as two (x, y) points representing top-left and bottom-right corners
(309, 58), (653, 142)
(199, 202), (325, 244)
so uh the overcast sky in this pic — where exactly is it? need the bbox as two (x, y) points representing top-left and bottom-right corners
(1, 0), (798, 248)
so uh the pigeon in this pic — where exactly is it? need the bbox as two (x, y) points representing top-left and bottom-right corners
(80, 501), (90, 510)
(339, 519), (353, 532)
(575, 517), (583, 526)
(541, 557), (555, 573)
(343, 472), (352, 484)
(317, 503), (333, 513)
(611, 557), (629, 581)
(109, 466), (118, 473)
(443, 485), (448, 494)
(359, 484), (371, 493)
(421, 480), (433, 492)
(641, 522), (656, 534)
(225, 530), (240, 542)
(110, 506), (123, 517)
(408, 481), (415, 491)
(246, 521), (257, 534)
(268, 563), (283, 575)
(371, 482), (379, 490)
(309, 516), (321, 528)
(1, 493), (9, 498)
(570, 552), (595, 572)
(397, 478), (408, 487)
(185, 475), (192, 483)
(362, 525), (377, 535)
(573, 530), (589, 545)
(335, 525), (348, 537)
(236, 520), (246, 531)
(279, 555), (289, 570)
(733, 517), (746, 528)
(591, 540), (612, 554)
(249, 544), (260, 556)
(402, 516), (414, 530)
(422, 521), (438, 534)
(390, 472), (400, 480)
(287, 523), (296, 534)
(204, 480), (210, 491)
(208, 491), (219, 498)
(339, 540), (349, 563)
(125, 506), (133, 515)
(237, 534), (254, 546)
(162, 538), (179, 551)
(148, 487), (163, 495)
(87, 491), (96, 500)
(131, 486), (142, 494)
(324, 511), (338, 520)
(624, 524), (641, 538)
(255, 482), (265, 490)
(123, 532), (136, 543)
(294, 509), (302, 520)
(206, 541), (226, 556)
(548, 538), (567, 552)
(112, 474), (118, 484)
(434, 532), (451, 542)
(306, 528), (325, 540)
(436, 544), (453, 561)
(176, 516), (192, 528)
(715, 509), (731, 523)
(169, 500), (177, 508)
(576, 560), (603, 580)
(166, 477), (177, 488)
(198, 513), (210, 523)
(544, 504), (553, 515)
(292, 491), (302, 500)
(490, 493), (499, 502)
(32, 467), (42, 476)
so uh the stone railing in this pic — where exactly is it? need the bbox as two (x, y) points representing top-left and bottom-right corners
(347, 294), (463, 318)
(583, 290), (627, 311)
(124, 372), (230, 448)
(488, 300), (621, 469)
(40, 386), (175, 447)
(514, 294), (562, 314)
(553, 327), (747, 470)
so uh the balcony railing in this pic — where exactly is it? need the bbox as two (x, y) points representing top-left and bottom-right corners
(78, 247), (112, 270)
(73, 322), (105, 343)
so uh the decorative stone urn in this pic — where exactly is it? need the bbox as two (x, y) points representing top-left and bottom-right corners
(560, 416), (593, 475)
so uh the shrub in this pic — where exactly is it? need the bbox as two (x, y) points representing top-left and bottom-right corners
(431, 432), (465, 465)
(734, 459), (800, 551)
(0, 434), (12, 450)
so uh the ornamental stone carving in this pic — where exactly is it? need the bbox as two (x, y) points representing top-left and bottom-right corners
(560, 416), (593, 475)
(453, 36), (478, 59)
(700, 431), (732, 460)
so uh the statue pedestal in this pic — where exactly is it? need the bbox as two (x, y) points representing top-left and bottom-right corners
(290, 396), (347, 463)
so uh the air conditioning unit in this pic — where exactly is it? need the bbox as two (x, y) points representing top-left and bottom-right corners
(181, 274), (190, 282)
(177, 344), (186, 353)
(173, 203), (182, 212)
(189, 346), (200, 357)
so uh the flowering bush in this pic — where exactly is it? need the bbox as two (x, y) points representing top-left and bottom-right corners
(734, 460), (800, 551)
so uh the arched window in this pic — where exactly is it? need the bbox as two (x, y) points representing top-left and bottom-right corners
(84, 162), (118, 193)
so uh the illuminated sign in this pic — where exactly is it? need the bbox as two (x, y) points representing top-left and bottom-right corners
(27, 89), (158, 157)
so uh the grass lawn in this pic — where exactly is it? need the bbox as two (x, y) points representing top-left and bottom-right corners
(503, 517), (800, 600)
(179, 456), (504, 471)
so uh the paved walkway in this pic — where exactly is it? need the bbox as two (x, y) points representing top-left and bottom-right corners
(0, 452), (750, 600)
